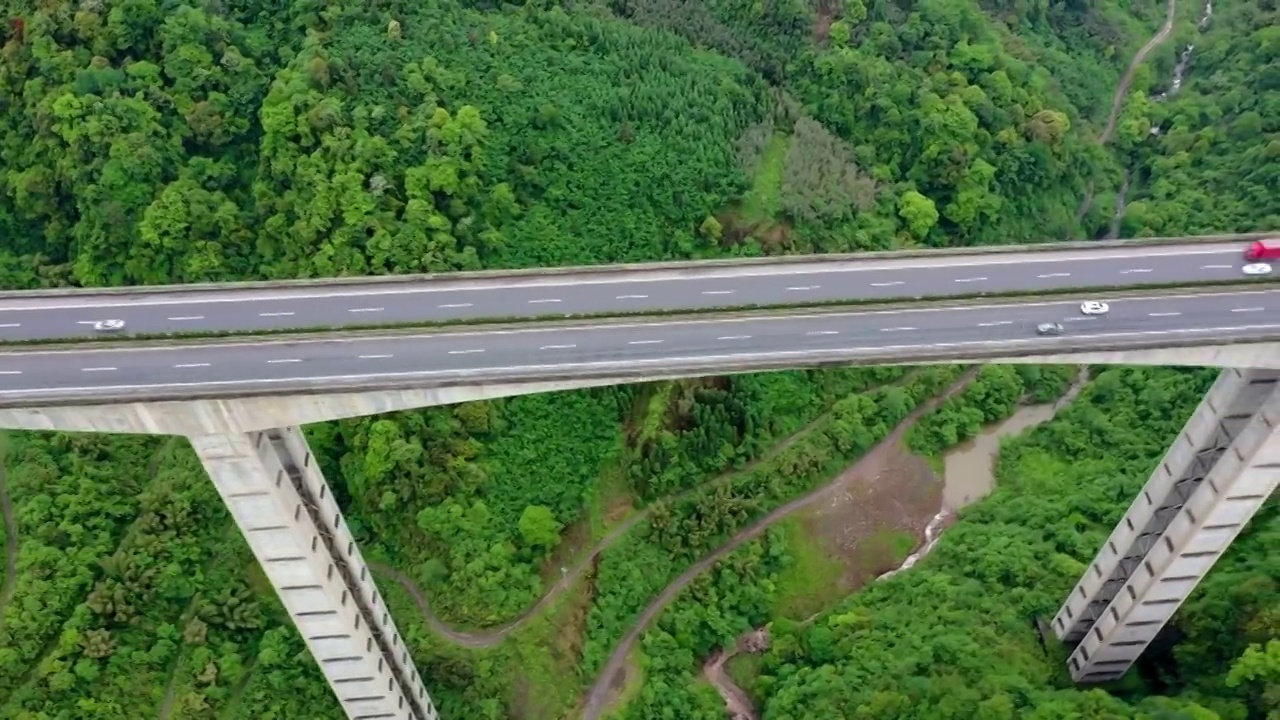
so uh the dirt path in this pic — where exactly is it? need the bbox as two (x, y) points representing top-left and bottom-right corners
(372, 387), (891, 649)
(703, 649), (757, 720)
(1102, 0), (1177, 144)
(578, 372), (976, 720)
(0, 435), (17, 627)
(1074, 0), (1177, 224)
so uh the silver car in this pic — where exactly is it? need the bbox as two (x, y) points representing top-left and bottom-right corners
(1036, 322), (1064, 336)
(92, 319), (126, 332)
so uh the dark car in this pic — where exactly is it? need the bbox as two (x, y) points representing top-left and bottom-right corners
(1036, 322), (1065, 336)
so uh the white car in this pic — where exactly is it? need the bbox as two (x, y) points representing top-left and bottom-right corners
(91, 319), (126, 332)
(1080, 301), (1110, 315)
(1242, 263), (1272, 276)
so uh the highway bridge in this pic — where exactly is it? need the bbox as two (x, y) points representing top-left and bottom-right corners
(0, 234), (1276, 720)
(0, 234), (1272, 341)
(0, 288), (1278, 405)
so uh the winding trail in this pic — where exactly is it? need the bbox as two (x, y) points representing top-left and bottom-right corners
(578, 371), (976, 720)
(703, 648), (757, 720)
(0, 434), (17, 627)
(1074, 0), (1177, 224)
(371, 385), (893, 649)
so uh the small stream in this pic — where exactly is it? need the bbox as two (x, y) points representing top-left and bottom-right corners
(1110, 0), (1213, 237)
(702, 370), (1092, 717)
(878, 368), (1090, 581)
(1154, 1), (1214, 103)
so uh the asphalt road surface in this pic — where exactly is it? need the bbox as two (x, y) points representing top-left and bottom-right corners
(0, 243), (1264, 341)
(1, 290), (1277, 401)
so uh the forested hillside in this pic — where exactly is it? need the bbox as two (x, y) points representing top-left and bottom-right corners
(1, 0), (1276, 718)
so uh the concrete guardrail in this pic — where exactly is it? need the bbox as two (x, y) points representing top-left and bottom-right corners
(0, 231), (1273, 301)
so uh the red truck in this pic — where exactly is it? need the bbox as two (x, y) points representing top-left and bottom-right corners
(1243, 239), (1280, 262)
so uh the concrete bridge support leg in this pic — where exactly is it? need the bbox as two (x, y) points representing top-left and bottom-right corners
(190, 427), (437, 720)
(1051, 368), (1280, 682)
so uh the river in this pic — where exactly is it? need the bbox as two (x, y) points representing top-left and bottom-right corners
(942, 368), (1089, 510)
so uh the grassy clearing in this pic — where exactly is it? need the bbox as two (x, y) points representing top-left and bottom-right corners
(770, 516), (845, 620)
(857, 529), (918, 568)
(724, 651), (762, 699)
(738, 134), (788, 225)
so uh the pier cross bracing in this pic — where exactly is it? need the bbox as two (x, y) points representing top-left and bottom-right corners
(0, 368), (1275, 718)
(1051, 366), (1279, 682)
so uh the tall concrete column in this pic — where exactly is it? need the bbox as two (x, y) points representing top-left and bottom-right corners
(191, 427), (437, 720)
(1052, 368), (1280, 682)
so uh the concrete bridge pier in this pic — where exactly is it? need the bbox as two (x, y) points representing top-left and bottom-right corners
(190, 427), (437, 720)
(1052, 367), (1280, 682)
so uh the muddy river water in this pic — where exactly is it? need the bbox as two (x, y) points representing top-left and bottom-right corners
(943, 370), (1088, 511)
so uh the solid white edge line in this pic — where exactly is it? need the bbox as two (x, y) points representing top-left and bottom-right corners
(13, 323), (1280, 395)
